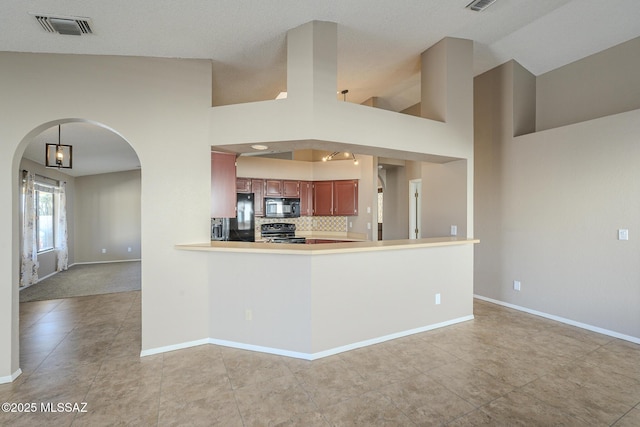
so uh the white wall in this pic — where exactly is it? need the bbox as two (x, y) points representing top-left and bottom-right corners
(74, 170), (141, 263)
(1, 52), (212, 380)
(422, 160), (467, 238)
(536, 36), (640, 132)
(474, 51), (640, 340)
(205, 244), (474, 356)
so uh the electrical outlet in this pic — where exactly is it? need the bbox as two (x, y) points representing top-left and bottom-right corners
(513, 280), (521, 291)
(435, 293), (441, 305)
(450, 225), (457, 236)
(101, 248), (106, 254)
(127, 247), (132, 252)
(618, 229), (629, 241)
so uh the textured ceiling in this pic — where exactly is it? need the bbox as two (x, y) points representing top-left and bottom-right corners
(5, 0), (640, 175)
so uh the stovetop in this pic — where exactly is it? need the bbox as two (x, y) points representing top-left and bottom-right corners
(261, 223), (306, 243)
(261, 222), (296, 234)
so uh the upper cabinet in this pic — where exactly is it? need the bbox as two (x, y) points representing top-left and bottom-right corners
(211, 152), (237, 218)
(333, 180), (358, 216)
(236, 177), (251, 193)
(236, 177), (265, 217)
(251, 178), (265, 217)
(283, 180), (300, 197)
(299, 181), (313, 216)
(236, 176), (359, 217)
(264, 179), (282, 197)
(313, 180), (358, 216)
(312, 181), (334, 216)
(265, 179), (300, 197)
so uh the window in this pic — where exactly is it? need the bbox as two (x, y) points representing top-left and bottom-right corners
(35, 184), (55, 252)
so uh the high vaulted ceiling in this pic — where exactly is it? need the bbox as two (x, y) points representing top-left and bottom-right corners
(5, 0), (640, 175)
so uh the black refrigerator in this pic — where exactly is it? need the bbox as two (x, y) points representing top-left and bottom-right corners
(228, 193), (255, 242)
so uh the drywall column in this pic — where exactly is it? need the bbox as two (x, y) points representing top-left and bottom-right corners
(286, 21), (337, 104)
(421, 37), (473, 138)
(420, 37), (474, 237)
(473, 60), (536, 298)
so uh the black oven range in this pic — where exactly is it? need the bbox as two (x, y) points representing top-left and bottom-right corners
(260, 223), (306, 244)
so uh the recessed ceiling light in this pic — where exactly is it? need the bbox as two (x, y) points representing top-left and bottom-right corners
(251, 144), (269, 151)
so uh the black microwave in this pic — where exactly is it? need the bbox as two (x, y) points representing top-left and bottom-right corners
(264, 197), (300, 218)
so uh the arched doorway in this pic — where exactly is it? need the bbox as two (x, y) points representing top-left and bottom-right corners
(12, 118), (142, 380)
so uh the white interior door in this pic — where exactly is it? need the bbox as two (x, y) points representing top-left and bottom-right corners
(409, 179), (421, 239)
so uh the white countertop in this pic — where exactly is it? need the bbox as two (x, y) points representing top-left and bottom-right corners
(176, 237), (479, 255)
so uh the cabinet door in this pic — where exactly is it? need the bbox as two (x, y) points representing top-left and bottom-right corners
(283, 180), (300, 197)
(313, 181), (333, 216)
(211, 152), (237, 218)
(299, 181), (313, 216)
(236, 177), (252, 193)
(334, 180), (358, 216)
(251, 179), (265, 217)
(265, 179), (283, 197)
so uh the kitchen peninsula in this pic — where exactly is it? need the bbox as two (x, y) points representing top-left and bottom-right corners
(175, 237), (478, 359)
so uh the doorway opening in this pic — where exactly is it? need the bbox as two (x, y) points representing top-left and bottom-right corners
(15, 119), (142, 378)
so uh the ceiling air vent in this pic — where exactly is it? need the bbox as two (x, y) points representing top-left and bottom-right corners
(34, 14), (93, 35)
(466, 0), (497, 12)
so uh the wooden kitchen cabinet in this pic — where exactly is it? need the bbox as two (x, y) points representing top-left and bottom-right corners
(236, 177), (265, 216)
(334, 179), (358, 216)
(251, 178), (265, 216)
(299, 181), (313, 216)
(264, 179), (283, 197)
(283, 180), (300, 197)
(312, 181), (334, 216)
(313, 180), (358, 216)
(265, 179), (300, 197)
(236, 177), (251, 193)
(211, 151), (237, 218)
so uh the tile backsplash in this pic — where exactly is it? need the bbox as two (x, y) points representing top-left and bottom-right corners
(256, 216), (347, 235)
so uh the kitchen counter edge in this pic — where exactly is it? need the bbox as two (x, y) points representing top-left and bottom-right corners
(175, 237), (479, 255)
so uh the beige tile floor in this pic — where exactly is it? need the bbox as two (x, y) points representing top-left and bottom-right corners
(1, 291), (639, 426)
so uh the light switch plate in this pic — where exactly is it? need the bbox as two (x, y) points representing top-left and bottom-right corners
(618, 229), (629, 240)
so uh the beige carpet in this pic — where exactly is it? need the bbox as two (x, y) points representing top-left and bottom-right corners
(19, 261), (141, 302)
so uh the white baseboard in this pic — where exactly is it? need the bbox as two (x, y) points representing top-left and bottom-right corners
(140, 315), (475, 360)
(0, 368), (22, 384)
(474, 294), (640, 345)
(73, 259), (141, 266)
(140, 338), (209, 357)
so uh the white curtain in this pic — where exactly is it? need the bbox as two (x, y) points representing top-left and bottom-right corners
(20, 171), (39, 287)
(55, 181), (69, 271)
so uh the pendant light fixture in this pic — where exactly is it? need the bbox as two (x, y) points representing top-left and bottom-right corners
(45, 125), (73, 169)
